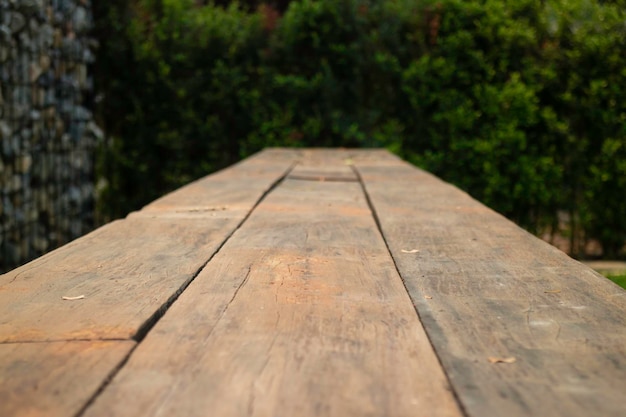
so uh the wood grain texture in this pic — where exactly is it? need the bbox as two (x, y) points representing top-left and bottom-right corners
(0, 217), (241, 342)
(83, 179), (462, 417)
(0, 340), (134, 417)
(288, 165), (357, 182)
(286, 148), (400, 182)
(356, 159), (626, 417)
(0, 149), (295, 342)
(7, 148), (621, 417)
(141, 148), (299, 214)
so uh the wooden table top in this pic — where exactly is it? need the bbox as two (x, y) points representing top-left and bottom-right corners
(1, 148), (625, 417)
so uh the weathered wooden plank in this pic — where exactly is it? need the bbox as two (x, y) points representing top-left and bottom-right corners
(288, 165), (357, 182)
(356, 159), (626, 417)
(0, 340), (135, 417)
(0, 149), (295, 342)
(0, 217), (240, 342)
(141, 148), (300, 213)
(286, 148), (400, 182)
(296, 148), (401, 165)
(83, 179), (462, 417)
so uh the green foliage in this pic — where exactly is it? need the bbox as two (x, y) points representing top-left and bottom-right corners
(95, 0), (626, 258)
(530, 0), (626, 256)
(605, 273), (626, 290)
(401, 0), (564, 231)
(95, 1), (267, 217)
(244, 0), (426, 151)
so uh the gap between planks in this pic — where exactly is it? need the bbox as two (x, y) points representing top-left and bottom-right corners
(72, 161), (298, 417)
(132, 161), (297, 344)
(350, 164), (470, 417)
(0, 338), (129, 345)
(80, 159), (463, 417)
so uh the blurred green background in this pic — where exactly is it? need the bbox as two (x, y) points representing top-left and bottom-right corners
(93, 0), (626, 261)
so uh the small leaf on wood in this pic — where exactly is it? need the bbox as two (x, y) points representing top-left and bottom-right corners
(62, 295), (85, 301)
(488, 356), (516, 364)
(544, 289), (561, 294)
(424, 295), (433, 300)
(344, 158), (354, 165)
(401, 249), (420, 253)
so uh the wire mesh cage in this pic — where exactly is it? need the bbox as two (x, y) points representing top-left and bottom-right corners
(1, 0), (102, 273)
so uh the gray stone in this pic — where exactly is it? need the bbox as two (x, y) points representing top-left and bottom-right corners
(55, 120), (65, 140)
(1, 133), (19, 158)
(70, 120), (85, 142)
(76, 63), (86, 87)
(32, 123), (42, 141)
(33, 236), (48, 252)
(68, 186), (80, 203)
(84, 74), (93, 90)
(29, 60), (43, 82)
(59, 74), (79, 96)
(81, 183), (93, 200)
(73, 105), (91, 120)
(58, 216), (69, 232)
(8, 11), (26, 34)
(38, 23), (53, 49)
(61, 37), (82, 60)
(3, 242), (20, 265)
(12, 86), (30, 106)
(85, 121), (103, 141)
(83, 46), (94, 63)
(26, 206), (37, 222)
(8, 175), (22, 191)
(0, 44), (9, 63)
(42, 105), (55, 120)
(52, 26), (61, 46)
(72, 6), (90, 33)
(36, 68), (53, 86)
(15, 0), (44, 14)
(59, 133), (71, 150)
(2, 196), (13, 216)
(28, 14), (40, 35)
(16, 153), (32, 173)
(52, 11), (64, 26)
(34, 187), (47, 207)
(1, 162), (13, 184)
(32, 86), (44, 106)
(70, 219), (81, 237)
(20, 128), (32, 142)
(6, 103), (28, 120)
(0, 25), (10, 50)
(18, 31), (36, 53)
(43, 88), (56, 107)
(39, 54), (50, 71)
(0, 120), (10, 140)
(58, 0), (77, 14)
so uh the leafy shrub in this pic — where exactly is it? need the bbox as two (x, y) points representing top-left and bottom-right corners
(95, 0), (267, 217)
(401, 0), (564, 232)
(95, 0), (626, 257)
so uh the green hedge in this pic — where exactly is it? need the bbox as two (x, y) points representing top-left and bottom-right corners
(95, 0), (626, 258)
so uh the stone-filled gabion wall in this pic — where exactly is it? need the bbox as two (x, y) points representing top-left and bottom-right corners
(0, 0), (102, 272)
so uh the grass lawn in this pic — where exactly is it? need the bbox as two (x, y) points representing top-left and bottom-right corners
(606, 273), (626, 290)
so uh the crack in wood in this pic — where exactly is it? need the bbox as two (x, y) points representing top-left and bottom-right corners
(74, 160), (299, 417)
(351, 163), (472, 417)
(0, 338), (129, 345)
